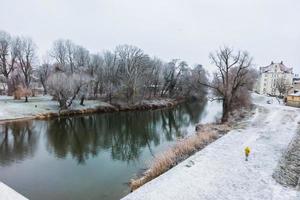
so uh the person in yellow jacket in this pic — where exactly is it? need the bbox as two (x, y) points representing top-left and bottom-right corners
(245, 147), (250, 161)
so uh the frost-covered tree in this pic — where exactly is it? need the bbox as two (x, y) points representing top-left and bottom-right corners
(115, 45), (150, 102)
(47, 72), (89, 109)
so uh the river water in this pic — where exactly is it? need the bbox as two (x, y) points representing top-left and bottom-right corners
(0, 100), (221, 200)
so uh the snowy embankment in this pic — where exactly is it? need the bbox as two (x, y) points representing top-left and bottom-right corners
(123, 93), (300, 200)
(0, 96), (114, 122)
(0, 182), (28, 200)
(0, 96), (178, 123)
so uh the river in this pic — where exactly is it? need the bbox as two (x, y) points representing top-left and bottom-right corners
(0, 100), (221, 200)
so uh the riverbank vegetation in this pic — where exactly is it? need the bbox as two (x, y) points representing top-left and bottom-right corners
(0, 30), (208, 110)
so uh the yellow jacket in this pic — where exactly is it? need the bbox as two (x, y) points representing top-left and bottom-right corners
(245, 147), (250, 156)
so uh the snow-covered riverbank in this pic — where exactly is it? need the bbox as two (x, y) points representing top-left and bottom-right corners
(0, 96), (179, 124)
(0, 96), (114, 123)
(0, 182), (28, 200)
(123, 94), (300, 200)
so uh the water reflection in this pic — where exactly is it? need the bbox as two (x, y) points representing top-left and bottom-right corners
(0, 121), (38, 166)
(45, 100), (207, 164)
(0, 100), (217, 166)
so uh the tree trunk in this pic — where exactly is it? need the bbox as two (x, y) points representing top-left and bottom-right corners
(59, 99), (68, 110)
(41, 81), (47, 95)
(6, 78), (14, 96)
(93, 82), (99, 97)
(80, 95), (85, 106)
(221, 99), (229, 123)
(108, 92), (112, 103)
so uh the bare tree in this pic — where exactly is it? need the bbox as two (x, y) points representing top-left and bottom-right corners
(143, 57), (163, 98)
(74, 45), (90, 71)
(200, 46), (254, 122)
(65, 40), (76, 73)
(50, 39), (67, 69)
(0, 31), (17, 95)
(160, 59), (187, 97)
(15, 37), (37, 102)
(103, 51), (119, 102)
(37, 58), (51, 95)
(89, 53), (104, 97)
(0, 31), (11, 87)
(191, 64), (208, 96)
(50, 39), (90, 74)
(176, 64), (208, 98)
(115, 45), (149, 102)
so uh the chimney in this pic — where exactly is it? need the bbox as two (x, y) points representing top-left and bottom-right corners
(280, 61), (283, 64)
(271, 61), (274, 65)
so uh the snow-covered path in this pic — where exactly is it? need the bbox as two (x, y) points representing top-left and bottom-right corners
(123, 94), (300, 200)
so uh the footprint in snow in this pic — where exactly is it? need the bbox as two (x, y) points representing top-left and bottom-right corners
(185, 160), (195, 168)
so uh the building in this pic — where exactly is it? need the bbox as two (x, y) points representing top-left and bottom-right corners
(255, 61), (293, 96)
(292, 74), (300, 93)
(286, 91), (300, 107)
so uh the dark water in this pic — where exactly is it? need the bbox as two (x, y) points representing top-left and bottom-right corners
(0, 100), (221, 200)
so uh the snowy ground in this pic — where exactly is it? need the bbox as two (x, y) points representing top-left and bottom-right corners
(123, 94), (300, 200)
(0, 182), (28, 200)
(0, 95), (112, 122)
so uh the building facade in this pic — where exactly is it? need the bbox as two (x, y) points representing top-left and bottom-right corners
(292, 74), (300, 93)
(255, 61), (293, 96)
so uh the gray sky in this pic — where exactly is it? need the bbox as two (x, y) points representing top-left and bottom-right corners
(1, 0), (299, 73)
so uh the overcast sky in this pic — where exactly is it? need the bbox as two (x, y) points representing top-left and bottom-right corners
(0, 0), (299, 73)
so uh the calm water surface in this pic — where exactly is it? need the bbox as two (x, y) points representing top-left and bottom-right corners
(0, 100), (221, 200)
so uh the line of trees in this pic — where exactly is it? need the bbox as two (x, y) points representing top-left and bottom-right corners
(1, 30), (259, 122)
(0, 30), (208, 109)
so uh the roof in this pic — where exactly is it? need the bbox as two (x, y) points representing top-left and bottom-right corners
(260, 62), (293, 73)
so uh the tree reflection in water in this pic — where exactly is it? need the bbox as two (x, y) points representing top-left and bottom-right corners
(0, 100), (209, 165)
(0, 121), (38, 166)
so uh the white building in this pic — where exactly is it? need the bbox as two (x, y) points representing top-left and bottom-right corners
(255, 61), (293, 96)
(292, 74), (300, 93)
